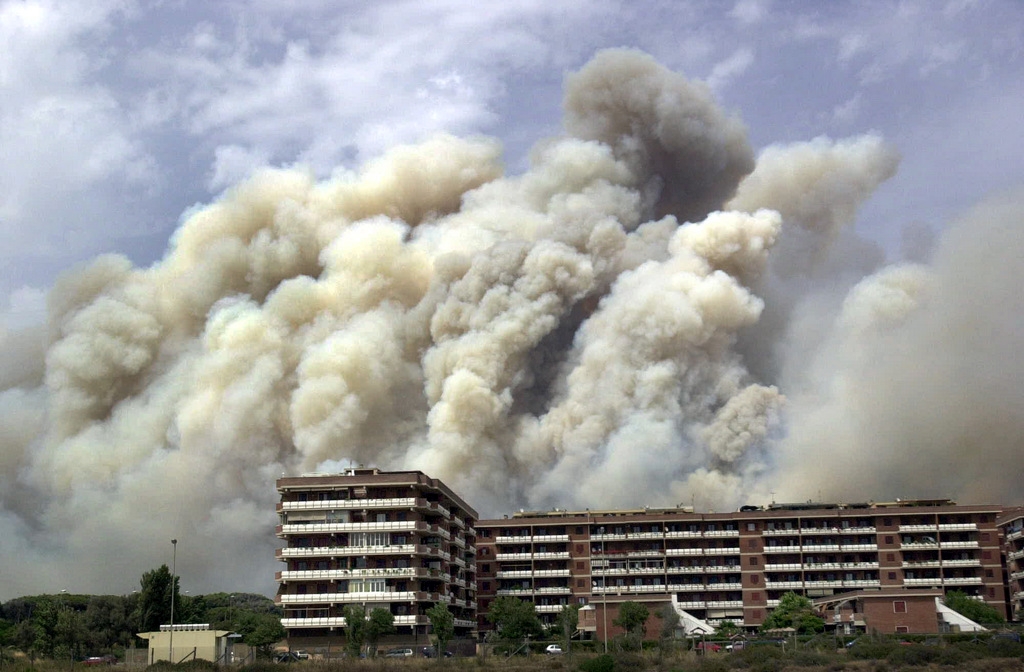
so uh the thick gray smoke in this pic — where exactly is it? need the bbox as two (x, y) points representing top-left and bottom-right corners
(1, 48), (1021, 597)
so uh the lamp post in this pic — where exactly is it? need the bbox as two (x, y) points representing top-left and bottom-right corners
(169, 539), (177, 663)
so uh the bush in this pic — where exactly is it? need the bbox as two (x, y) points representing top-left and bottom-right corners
(578, 653), (615, 672)
(884, 643), (940, 667)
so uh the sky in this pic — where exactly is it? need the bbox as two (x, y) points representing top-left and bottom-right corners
(1, 0), (1023, 598)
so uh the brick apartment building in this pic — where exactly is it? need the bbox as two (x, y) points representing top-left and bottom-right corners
(274, 469), (1017, 644)
(998, 508), (1024, 620)
(475, 499), (1007, 639)
(274, 469), (478, 648)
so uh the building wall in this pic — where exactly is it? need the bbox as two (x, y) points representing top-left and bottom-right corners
(997, 509), (1024, 620)
(275, 469), (478, 646)
(475, 500), (1007, 636)
(860, 594), (939, 634)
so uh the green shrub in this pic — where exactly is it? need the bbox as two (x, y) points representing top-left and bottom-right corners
(578, 653), (615, 672)
(884, 643), (940, 667)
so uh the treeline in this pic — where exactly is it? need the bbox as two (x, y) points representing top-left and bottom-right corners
(0, 566), (283, 661)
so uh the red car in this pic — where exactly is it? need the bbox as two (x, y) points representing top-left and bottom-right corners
(695, 642), (722, 653)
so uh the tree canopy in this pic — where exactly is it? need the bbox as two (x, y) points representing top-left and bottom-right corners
(943, 590), (1005, 624)
(426, 603), (455, 656)
(486, 596), (543, 643)
(760, 591), (824, 634)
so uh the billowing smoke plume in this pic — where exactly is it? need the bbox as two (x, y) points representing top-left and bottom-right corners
(1, 48), (1021, 597)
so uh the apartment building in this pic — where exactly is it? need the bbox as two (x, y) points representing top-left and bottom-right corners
(476, 499), (1006, 638)
(997, 508), (1024, 620)
(274, 469), (478, 648)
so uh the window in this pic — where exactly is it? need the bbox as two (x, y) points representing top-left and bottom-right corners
(747, 522), (756, 531)
(747, 539), (757, 549)
(988, 588), (995, 597)
(894, 601), (906, 613)
(885, 536), (893, 544)
(888, 572), (896, 580)
(752, 592), (761, 601)
(884, 518), (892, 527)
(481, 581), (490, 591)
(576, 579), (585, 587)
(751, 575), (759, 585)
(982, 551), (992, 560)
(576, 526), (584, 535)
(480, 548), (489, 556)
(749, 557), (759, 566)
(578, 597), (588, 605)
(482, 563), (491, 573)
(575, 544), (583, 553)
(981, 532), (990, 541)
(986, 569), (994, 577)
(896, 626), (909, 633)
(886, 553), (895, 562)
(576, 561), (584, 569)
(481, 530), (491, 538)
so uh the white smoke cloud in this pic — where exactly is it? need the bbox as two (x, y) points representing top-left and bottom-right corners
(1, 48), (1020, 598)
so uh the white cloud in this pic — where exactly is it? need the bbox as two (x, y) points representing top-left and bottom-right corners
(706, 47), (755, 92)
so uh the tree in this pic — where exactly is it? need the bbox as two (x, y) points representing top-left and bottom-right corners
(657, 603), (679, 656)
(943, 590), (1005, 625)
(426, 603), (455, 658)
(614, 601), (649, 649)
(760, 591), (824, 634)
(342, 605), (366, 657)
(486, 597), (542, 646)
(364, 608), (396, 656)
(557, 604), (579, 655)
(237, 613), (286, 659)
(136, 566), (178, 633)
(715, 620), (739, 637)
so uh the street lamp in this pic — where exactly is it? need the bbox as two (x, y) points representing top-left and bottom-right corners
(169, 539), (177, 663)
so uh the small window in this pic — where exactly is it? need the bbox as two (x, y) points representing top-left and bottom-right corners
(749, 557), (759, 566)
(886, 553), (895, 562)
(747, 539), (757, 549)
(576, 579), (585, 587)
(575, 544), (583, 553)
(988, 588), (995, 597)
(885, 535), (894, 544)
(482, 563), (490, 573)
(752, 609), (761, 619)
(982, 551), (992, 560)
(481, 581), (490, 591)
(894, 601), (907, 613)
(576, 561), (584, 570)
(481, 530), (491, 538)
(480, 548), (489, 556)
(747, 522), (756, 531)
(888, 572), (897, 580)
(884, 518), (892, 526)
(895, 625), (909, 633)
(576, 526), (584, 535)
(751, 575), (759, 585)
(752, 592), (761, 601)
(986, 569), (994, 577)
(981, 532), (990, 541)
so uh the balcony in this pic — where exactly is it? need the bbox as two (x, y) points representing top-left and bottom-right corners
(496, 569), (570, 579)
(280, 497), (418, 512)
(454, 618), (475, 628)
(667, 584), (704, 592)
(901, 542), (939, 550)
(535, 605), (565, 613)
(277, 544), (420, 558)
(705, 600), (743, 608)
(1009, 550), (1024, 562)
(842, 562), (879, 570)
(941, 559), (981, 568)
(1010, 570), (1024, 581)
(843, 580), (880, 588)
(766, 600), (780, 608)
(799, 528), (838, 536)
(803, 562), (842, 571)
(840, 544), (878, 551)
(762, 528), (799, 536)
(626, 550), (667, 558)
(665, 548), (705, 556)
(278, 520), (424, 535)
(1006, 529), (1024, 543)
(903, 578), (942, 586)
(704, 530), (740, 538)
(762, 546), (801, 554)
(533, 534), (570, 543)
(667, 565), (710, 573)
(451, 516), (466, 529)
(278, 591), (424, 604)
(938, 523), (977, 532)
(496, 552), (570, 561)
(665, 530), (703, 539)
(940, 541), (979, 549)
(677, 601), (706, 609)
(765, 563), (804, 571)
(706, 547), (741, 556)
(943, 576), (983, 585)
(277, 567), (432, 582)
(902, 560), (941, 569)
(801, 544), (840, 552)
(804, 580), (844, 588)
(764, 581), (803, 589)
(282, 616), (433, 628)
(535, 586), (572, 595)
(899, 524), (938, 532)
(591, 533), (629, 541)
(704, 583), (742, 591)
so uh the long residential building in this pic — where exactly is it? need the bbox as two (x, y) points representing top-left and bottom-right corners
(997, 507), (1024, 621)
(274, 469), (478, 648)
(476, 499), (1007, 638)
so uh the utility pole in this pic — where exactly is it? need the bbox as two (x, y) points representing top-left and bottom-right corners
(169, 539), (177, 663)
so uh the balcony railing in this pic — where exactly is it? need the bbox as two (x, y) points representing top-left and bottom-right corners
(938, 523), (977, 532)
(899, 524), (938, 532)
(278, 590), (425, 604)
(765, 563), (804, 571)
(277, 544), (422, 558)
(667, 584), (703, 592)
(277, 567), (431, 581)
(280, 615), (431, 628)
(942, 576), (983, 585)
(665, 548), (705, 556)
(764, 581), (803, 589)
(762, 546), (801, 554)
(495, 552), (570, 561)
(592, 584), (667, 594)
(496, 569), (570, 579)
(801, 544), (840, 552)
(941, 559), (981, 567)
(901, 542), (940, 550)
(903, 578), (942, 586)
(940, 541), (979, 549)
(704, 583), (742, 591)
(278, 520), (423, 535)
(535, 605), (565, 613)
(706, 600), (743, 608)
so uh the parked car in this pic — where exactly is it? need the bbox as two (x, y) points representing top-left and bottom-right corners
(384, 648), (414, 658)
(421, 647), (454, 658)
(82, 656), (117, 666)
(292, 650), (310, 660)
(273, 652), (302, 663)
(545, 644), (564, 655)
(695, 642), (722, 653)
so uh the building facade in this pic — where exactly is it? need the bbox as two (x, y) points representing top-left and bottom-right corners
(475, 499), (1007, 638)
(275, 469), (478, 648)
(997, 508), (1024, 620)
